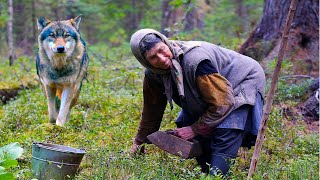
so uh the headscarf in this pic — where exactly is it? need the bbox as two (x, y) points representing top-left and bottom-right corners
(130, 29), (184, 109)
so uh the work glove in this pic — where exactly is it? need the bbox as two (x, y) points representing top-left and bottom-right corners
(174, 126), (196, 140)
(130, 140), (145, 157)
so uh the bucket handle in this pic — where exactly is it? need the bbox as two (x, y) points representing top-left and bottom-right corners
(32, 156), (80, 166)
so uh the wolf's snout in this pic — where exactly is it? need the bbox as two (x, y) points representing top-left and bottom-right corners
(57, 46), (66, 53)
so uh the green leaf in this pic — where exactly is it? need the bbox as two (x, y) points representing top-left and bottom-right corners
(0, 172), (15, 180)
(0, 142), (24, 161)
(0, 166), (6, 174)
(0, 160), (18, 169)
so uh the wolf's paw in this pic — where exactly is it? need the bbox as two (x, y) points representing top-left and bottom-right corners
(56, 120), (65, 126)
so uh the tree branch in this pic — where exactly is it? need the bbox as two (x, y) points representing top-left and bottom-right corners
(247, 0), (299, 178)
(281, 75), (315, 80)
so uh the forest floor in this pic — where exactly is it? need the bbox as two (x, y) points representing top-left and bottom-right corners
(0, 45), (318, 179)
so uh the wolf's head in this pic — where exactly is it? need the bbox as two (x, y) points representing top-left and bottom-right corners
(37, 16), (84, 69)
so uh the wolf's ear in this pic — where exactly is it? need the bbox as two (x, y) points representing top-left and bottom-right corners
(37, 17), (51, 31)
(70, 15), (82, 31)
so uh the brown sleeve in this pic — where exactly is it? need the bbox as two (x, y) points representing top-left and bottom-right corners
(134, 75), (167, 145)
(191, 73), (235, 136)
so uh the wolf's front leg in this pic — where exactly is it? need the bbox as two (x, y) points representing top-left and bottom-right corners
(45, 86), (58, 123)
(44, 86), (58, 123)
(56, 87), (73, 126)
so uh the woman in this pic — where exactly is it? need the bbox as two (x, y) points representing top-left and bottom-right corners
(129, 28), (265, 175)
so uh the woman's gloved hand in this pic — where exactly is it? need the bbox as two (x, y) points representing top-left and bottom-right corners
(175, 126), (196, 140)
(130, 141), (145, 157)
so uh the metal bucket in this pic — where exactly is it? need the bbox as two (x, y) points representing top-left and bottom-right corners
(32, 142), (86, 180)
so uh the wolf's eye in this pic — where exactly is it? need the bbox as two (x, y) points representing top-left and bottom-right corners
(49, 33), (55, 38)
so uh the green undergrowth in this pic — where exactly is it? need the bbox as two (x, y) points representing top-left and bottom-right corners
(265, 59), (315, 107)
(0, 56), (39, 90)
(0, 44), (318, 179)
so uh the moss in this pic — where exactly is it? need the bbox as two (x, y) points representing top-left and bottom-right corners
(0, 44), (318, 179)
(0, 82), (21, 89)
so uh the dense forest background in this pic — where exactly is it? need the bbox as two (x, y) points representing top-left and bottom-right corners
(0, 0), (318, 179)
(0, 0), (264, 56)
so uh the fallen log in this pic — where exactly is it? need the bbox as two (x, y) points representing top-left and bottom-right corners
(0, 87), (23, 104)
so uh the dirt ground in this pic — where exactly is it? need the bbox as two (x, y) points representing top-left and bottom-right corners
(284, 105), (319, 133)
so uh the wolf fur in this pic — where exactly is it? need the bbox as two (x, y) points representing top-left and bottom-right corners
(36, 15), (89, 126)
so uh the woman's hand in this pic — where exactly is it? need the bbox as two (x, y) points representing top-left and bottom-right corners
(175, 126), (195, 140)
(130, 141), (145, 157)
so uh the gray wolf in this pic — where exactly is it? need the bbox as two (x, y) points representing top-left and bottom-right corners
(36, 15), (89, 126)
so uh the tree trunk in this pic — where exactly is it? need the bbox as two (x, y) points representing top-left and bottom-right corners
(7, 0), (14, 66)
(234, 0), (249, 38)
(239, 0), (319, 77)
(183, 1), (195, 32)
(125, 0), (143, 37)
(161, 0), (209, 37)
(52, 1), (60, 20)
(32, 0), (36, 43)
(13, 1), (33, 56)
(66, 0), (77, 19)
(195, 0), (208, 31)
(161, 0), (179, 37)
(185, 0), (210, 32)
(183, 0), (208, 33)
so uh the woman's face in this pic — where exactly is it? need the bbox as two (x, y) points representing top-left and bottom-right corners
(144, 42), (173, 69)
